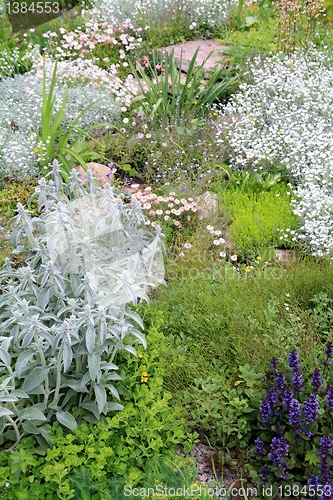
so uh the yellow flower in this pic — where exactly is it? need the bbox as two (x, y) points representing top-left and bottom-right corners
(138, 354), (143, 358)
(191, 119), (196, 123)
(213, 112), (217, 116)
(249, 117), (254, 120)
(256, 256), (261, 260)
(246, 267), (251, 272)
(34, 148), (39, 152)
(290, 62), (293, 65)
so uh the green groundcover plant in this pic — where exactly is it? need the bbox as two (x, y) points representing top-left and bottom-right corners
(0, 314), (192, 499)
(0, 160), (165, 450)
(220, 183), (298, 256)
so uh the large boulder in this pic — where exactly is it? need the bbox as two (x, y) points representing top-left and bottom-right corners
(72, 162), (114, 188)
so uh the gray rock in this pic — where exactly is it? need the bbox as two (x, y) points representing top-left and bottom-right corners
(195, 191), (219, 219)
(72, 162), (114, 188)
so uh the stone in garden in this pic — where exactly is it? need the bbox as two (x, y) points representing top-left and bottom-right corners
(195, 191), (219, 219)
(72, 162), (114, 188)
(222, 229), (234, 250)
(274, 249), (296, 262)
(160, 39), (230, 77)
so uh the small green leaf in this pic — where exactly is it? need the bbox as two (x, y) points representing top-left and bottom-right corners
(22, 366), (49, 393)
(56, 411), (77, 432)
(88, 353), (100, 381)
(20, 407), (47, 421)
(22, 421), (40, 434)
(0, 407), (14, 417)
(305, 449), (320, 466)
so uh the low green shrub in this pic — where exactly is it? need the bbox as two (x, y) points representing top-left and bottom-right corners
(220, 184), (298, 257)
(220, 17), (279, 60)
(0, 178), (38, 218)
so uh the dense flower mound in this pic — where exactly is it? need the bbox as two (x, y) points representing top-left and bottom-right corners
(89, 0), (237, 29)
(0, 58), (125, 180)
(218, 46), (333, 256)
(0, 43), (40, 80)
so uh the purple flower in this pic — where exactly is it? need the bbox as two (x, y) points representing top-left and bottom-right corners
(288, 397), (303, 432)
(292, 370), (304, 393)
(283, 387), (294, 411)
(255, 439), (265, 455)
(260, 465), (270, 484)
(271, 357), (278, 373)
(324, 341), (333, 366)
(288, 348), (300, 372)
(276, 372), (286, 392)
(302, 394), (319, 435)
(312, 368), (323, 392)
(260, 387), (279, 424)
(325, 386), (333, 411)
(269, 435), (289, 478)
(308, 477), (320, 500)
(319, 435), (332, 459)
(108, 162), (117, 174)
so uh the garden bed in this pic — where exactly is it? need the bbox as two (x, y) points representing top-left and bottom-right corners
(0, 0), (332, 498)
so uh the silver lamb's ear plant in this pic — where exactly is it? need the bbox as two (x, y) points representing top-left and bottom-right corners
(0, 160), (165, 450)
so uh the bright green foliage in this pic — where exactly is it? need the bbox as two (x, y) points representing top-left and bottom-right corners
(221, 184), (298, 256)
(136, 4), (197, 48)
(0, 316), (189, 499)
(0, 179), (38, 218)
(130, 48), (238, 120)
(220, 17), (279, 66)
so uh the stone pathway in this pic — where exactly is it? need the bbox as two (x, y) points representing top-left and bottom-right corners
(130, 39), (230, 95)
(160, 39), (230, 76)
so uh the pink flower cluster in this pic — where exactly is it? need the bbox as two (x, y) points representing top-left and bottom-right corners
(44, 21), (142, 63)
(131, 186), (201, 228)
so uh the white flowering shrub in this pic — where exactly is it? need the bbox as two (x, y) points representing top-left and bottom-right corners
(0, 61), (122, 181)
(0, 161), (165, 448)
(90, 0), (237, 29)
(217, 46), (333, 256)
(0, 43), (40, 80)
